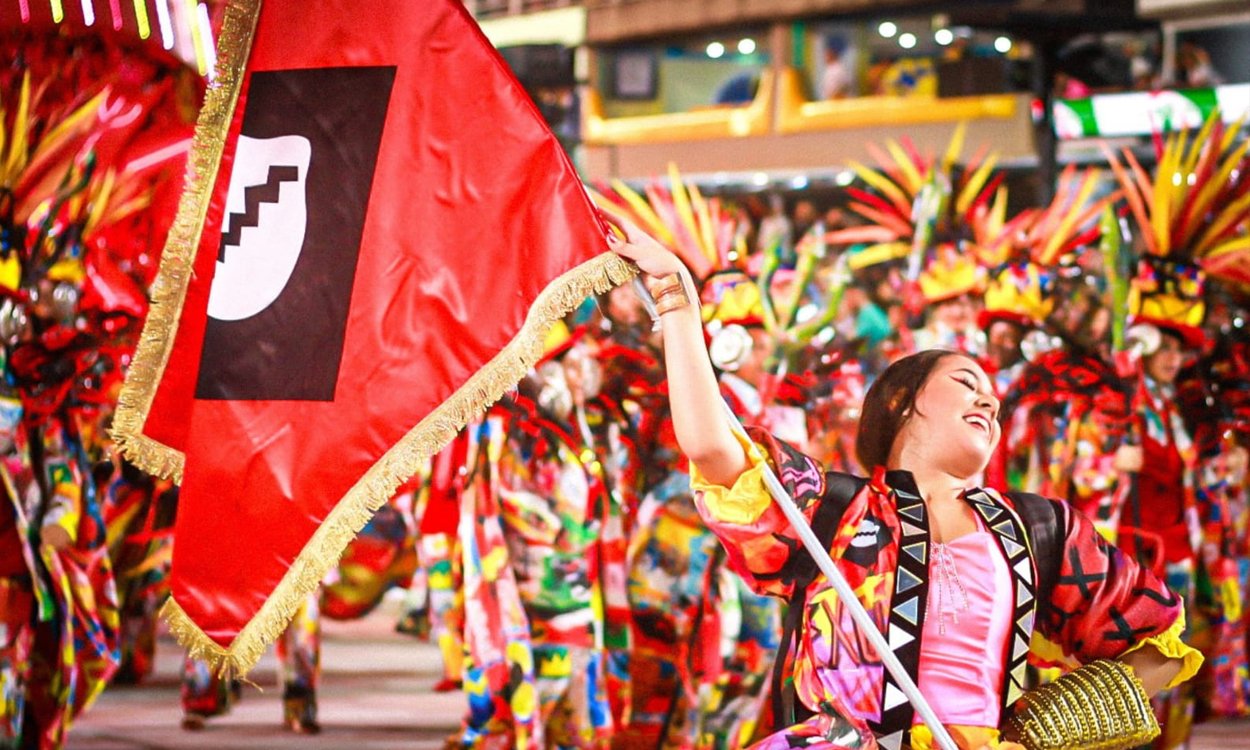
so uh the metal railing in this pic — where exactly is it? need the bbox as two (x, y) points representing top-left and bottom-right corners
(468, 0), (583, 19)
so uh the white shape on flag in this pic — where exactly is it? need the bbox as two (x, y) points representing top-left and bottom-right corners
(207, 134), (311, 322)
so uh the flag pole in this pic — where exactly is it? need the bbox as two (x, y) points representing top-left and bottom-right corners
(634, 276), (959, 750)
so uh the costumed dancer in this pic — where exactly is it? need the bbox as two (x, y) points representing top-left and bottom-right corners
(1101, 114), (1250, 747)
(494, 325), (614, 747)
(8, 410), (117, 750)
(453, 413), (539, 750)
(323, 479), (419, 623)
(0, 31), (198, 742)
(610, 214), (1201, 750)
(698, 270), (784, 747)
(911, 253), (986, 356)
(975, 165), (1113, 491)
(608, 333), (724, 747)
(976, 262), (1047, 493)
(584, 337), (658, 732)
(1183, 319), (1250, 719)
(595, 169), (760, 748)
(402, 438), (467, 693)
(1111, 274), (1206, 749)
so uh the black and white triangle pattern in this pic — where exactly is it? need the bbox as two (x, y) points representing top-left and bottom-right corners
(872, 487), (929, 745)
(966, 489), (1038, 712)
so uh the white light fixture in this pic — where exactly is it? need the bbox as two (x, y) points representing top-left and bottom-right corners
(790, 175), (809, 190)
(878, 21), (898, 39)
(835, 171), (854, 186)
(935, 28), (954, 46)
(994, 36), (1012, 53)
(707, 41), (725, 59)
(197, 2), (217, 80)
(154, 0), (174, 49)
(898, 33), (917, 49)
(752, 172), (770, 187)
(738, 38), (756, 55)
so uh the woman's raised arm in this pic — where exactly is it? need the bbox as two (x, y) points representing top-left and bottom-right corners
(608, 219), (749, 487)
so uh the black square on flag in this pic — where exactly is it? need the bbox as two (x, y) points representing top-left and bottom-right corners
(195, 66), (396, 401)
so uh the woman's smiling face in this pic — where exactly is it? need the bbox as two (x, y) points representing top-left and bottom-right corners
(894, 355), (1001, 478)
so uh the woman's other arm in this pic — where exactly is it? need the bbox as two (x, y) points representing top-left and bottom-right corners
(1119, 645), (1183, 696)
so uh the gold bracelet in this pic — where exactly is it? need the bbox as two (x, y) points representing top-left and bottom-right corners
(654, 287), (691, 315)
(646, 272), (684, 299)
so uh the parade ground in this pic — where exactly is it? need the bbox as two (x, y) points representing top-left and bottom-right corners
(64, 596), (1250, 750)
(67, 596), (463, 750)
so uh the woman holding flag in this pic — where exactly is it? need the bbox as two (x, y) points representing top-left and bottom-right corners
(607, 217), (1201, 750)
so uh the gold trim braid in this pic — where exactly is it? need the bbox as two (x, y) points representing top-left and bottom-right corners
(161, 252), (637, 678)
(110, 0), (264, 483)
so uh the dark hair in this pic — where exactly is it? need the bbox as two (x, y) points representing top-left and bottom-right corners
(855, 350), (969, 470)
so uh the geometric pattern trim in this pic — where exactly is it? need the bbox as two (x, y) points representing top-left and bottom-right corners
(870, 472), (931, 745)
(967, 489), (1038, 711)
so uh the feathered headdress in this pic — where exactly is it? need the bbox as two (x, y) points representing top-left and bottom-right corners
(1102, 111), (1250, 344)
(0, 39), (197, 422)
(979, 165), (1115, 329)
(829, 124), (1007, 303)
(592, 163), (745, 282)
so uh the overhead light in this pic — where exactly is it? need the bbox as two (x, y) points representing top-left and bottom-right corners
(707, 41), (725, 58)
(935, 28), (954, 46)
(752, 172), (770, 187)
(898, 33), (917, 49)
(790, 175), (809, 189)
(835, 170), (854, 186)
(878, 21), (898, 39)
(738, 38), (756, 55)
(994, 36), (1012, 53)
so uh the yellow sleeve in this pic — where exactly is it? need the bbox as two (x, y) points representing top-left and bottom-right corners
(1119, 608), (1204, 690)
(40, 480), (81, 545)
(688, 430), (773, 526)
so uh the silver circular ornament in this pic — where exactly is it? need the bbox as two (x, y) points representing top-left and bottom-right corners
(709, 324), (754, 372)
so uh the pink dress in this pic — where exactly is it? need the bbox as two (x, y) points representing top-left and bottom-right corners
(915, 522), (1014, 730)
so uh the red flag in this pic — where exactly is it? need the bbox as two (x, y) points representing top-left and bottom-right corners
(112, 0), (631, 673)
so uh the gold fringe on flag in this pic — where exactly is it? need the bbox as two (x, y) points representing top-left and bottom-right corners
(110, 0), (264, 482)
(161, 251), (635, 678)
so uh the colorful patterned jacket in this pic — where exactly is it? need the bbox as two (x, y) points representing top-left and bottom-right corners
(692, 428), (1202, 750)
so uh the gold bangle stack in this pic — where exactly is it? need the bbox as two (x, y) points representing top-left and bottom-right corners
(646, 272), (691, 315)
(1002, 659), (1160, 750)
